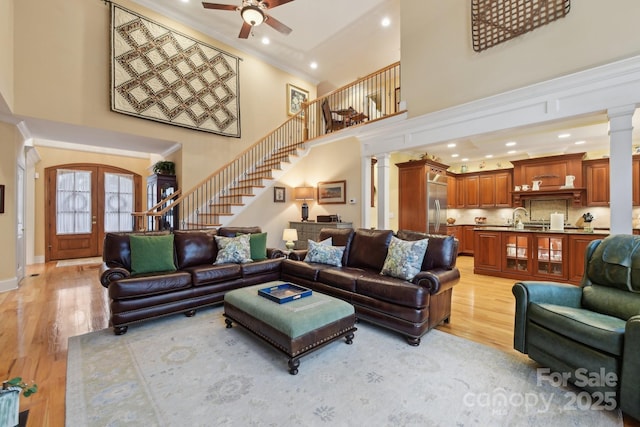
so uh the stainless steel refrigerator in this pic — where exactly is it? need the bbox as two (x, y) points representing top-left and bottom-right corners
(427, 170), (447, 234)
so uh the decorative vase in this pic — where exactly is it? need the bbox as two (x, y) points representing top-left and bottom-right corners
(0, 388), (20, 427)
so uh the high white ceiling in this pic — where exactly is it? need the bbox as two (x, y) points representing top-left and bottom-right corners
(130, 0), (401, 91)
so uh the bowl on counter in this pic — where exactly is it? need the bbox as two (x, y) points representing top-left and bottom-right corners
(474, 217), (487, 224)
(446, 218), (456, 225)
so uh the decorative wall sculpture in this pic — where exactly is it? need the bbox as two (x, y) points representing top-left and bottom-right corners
(111, 4), (241, 136)
(471, 0), (571, 52)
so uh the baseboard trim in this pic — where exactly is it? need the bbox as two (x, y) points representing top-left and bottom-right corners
(0, 276), (18, 293)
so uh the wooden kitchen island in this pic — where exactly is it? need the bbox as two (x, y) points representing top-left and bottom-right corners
(473, 227), (608, 284)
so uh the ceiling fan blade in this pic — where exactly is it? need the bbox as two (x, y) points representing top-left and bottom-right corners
(264, 14), (292, 35)
(238, 22), (252, 39)
(262, 0), (295, 9)
(202, 2), (237, 11)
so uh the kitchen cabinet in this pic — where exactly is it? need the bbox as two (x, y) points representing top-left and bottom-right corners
(473, 228), (607, 284)
(473, 230), (501, 271)
(583, 158), (609, 206)
(567, 234), (603, 282)
(447, 175), (457, 208)
(146, 174), (178, 230)
(512, 152), (584, 189)
(634, 157), (640, 206)
(396, 159), (449, 233)
(461, 225), (476, 255)
(451, 169), (512, 208)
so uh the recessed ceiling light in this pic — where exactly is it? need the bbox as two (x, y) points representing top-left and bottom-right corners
(261, 37), (270, 45)
(451, 153), (459, 158)
(505, 141), (516, 147)
(461, 158), (469, 162)
(310, 62), (318, 69)
(447, 143), (456, 148)
(575, 140), (586, 145)
(180, 0), (189, 3)
(558, 133), (571, 139)
(485, 154), (493, 158)
(508, 150), (517, 154)
(381, 17), (391, 27)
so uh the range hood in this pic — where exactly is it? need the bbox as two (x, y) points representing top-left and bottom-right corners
(512, 187), (586, 207)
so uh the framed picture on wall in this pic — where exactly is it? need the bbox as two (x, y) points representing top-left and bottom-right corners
(274, 186), (286, 203)
(317, 180), (346, 204)
(287, 83), (309, 117)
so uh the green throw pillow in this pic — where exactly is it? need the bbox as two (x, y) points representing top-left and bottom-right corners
(129, 234), (177, 275)
(380, 236), (428, 281)
(240, 232), (267, 261)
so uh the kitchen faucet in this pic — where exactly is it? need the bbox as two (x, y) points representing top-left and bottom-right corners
(512, 207), (529, 229)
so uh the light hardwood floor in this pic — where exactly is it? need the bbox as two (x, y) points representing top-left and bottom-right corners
(1, 256), (637, 426)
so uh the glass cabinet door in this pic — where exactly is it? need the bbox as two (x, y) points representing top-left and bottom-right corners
(505, 234), (530, 273)
(536, 235), (566, 278)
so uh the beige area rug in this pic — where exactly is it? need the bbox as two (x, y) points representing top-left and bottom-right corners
(66, 307), (623, 426)
(56, 257), (102, 268)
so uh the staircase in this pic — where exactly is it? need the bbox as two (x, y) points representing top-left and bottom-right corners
(135, 62), (401, 231)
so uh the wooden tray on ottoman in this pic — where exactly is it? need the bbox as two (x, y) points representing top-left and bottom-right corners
(224, 282), (356, 374)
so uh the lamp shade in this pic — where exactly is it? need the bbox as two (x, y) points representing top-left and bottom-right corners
(282, 228), (298, 242)
(241, 5), (265, 26)
(294, 186), (315, 201)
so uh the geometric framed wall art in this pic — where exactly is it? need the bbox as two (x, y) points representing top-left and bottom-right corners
(111, 4), (241, 137)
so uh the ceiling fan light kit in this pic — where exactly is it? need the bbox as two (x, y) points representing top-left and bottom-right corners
(240, 5), (265, 26)
(202, 0), (294, 39)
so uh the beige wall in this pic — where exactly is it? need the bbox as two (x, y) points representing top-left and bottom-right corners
(10, 0), (315, 192)
(231, 137), (363, 249)
(401, 0), (640, 117)
(0, 122), (19, 285)
(32, 146), (151, 261)
(0, 0), (14, 110)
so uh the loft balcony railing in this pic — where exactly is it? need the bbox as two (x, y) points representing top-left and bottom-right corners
(133, 62), (401, 231)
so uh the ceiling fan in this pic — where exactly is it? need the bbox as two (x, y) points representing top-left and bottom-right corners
(202, 0), (295, 39)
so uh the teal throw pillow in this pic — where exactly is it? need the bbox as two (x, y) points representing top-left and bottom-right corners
(129, 234), (177, 275)
(380, 236), (428, 281)
(304, 239), (345, 267)
(245, 232), (267, 261)
(214, 234), (253, 264)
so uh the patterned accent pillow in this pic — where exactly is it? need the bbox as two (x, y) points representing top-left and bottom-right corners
(304, 239), (345, 267)
(214, 234), (252, 264)
(380, 236), (429, 281)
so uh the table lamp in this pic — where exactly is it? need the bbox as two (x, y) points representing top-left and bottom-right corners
(282, 228), (298, 250)
(294, 186), (315, 222)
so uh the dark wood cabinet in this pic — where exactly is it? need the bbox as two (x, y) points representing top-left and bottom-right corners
(464, 175), (479, 207)
(634, 156), (640, 206)
(494, 171), (513, 207)
(473, 230), (501, 271)
(396, 159), (449, 232)
(479, 174), (496, 207)
(461, 225), (476, 255)
(445, 225), (462, 255)
(474, 228), (606, 284)
(583, 158), (609, 206)
(512, 152), (585, 190)
(146, 174), (178, 230)
(447, 175), (457, 208)
(567, 234), (603, 282)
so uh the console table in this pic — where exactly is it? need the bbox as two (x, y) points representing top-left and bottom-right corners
(289, 221), (353, 249)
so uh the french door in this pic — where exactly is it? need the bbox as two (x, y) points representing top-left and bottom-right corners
(45, 164), (142, 261)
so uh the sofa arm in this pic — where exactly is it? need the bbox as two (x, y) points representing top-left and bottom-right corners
(413, 267), (460, 295)
(621, 315), (640, 420)
(267, 248), (287, 259)
(288, 249), (308, 261)
(512, 281), (583, 353)
(99, 263), (130, 288)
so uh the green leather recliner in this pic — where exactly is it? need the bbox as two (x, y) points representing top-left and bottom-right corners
(513, 234), (640, 421)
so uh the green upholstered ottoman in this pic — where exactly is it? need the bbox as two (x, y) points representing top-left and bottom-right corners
(223, 282), (356, 374)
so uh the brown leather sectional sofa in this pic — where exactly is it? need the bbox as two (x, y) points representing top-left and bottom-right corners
(282, 228), (460, 345)
(100, 226), (460, 344)
(99, 226), (283, 335)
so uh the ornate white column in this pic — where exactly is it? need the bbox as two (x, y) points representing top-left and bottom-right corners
(608, 105), (636, 235)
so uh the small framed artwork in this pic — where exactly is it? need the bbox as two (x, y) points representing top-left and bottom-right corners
(274, 186), (286, 203)
(287, 83), (309, 117)
(317, 180), (346, 204)
(0, 185), (4, 213)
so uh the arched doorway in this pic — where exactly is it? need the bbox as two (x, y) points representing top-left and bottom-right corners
(45, 164), (142, 261)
